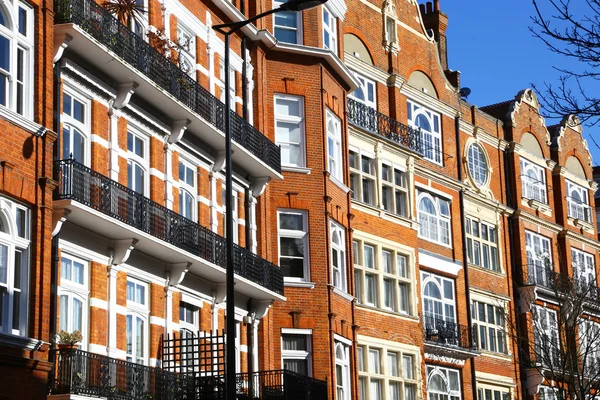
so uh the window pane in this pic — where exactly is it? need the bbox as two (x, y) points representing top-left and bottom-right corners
(368, 349), (380, 373)
(402, 355), (414, 379)
(280, 213), (303, 230)
(127, 281), (135, 301)
(387, 352), (398, 376)
(60, 295), (68, 332)
(0, 35), (9, 72)
(73, 298), (82, 332)
(60, 257), (71, 282)
(18, 7), (27, 36)
(282, 334), (307, 350)
(73, 261), (84, 284)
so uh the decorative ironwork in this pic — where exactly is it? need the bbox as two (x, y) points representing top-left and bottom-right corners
(347, 98), (423, 155)
(161, 330), (226, 377)
(235, 370), (328, 400)
(54, 0), (281, 173)
(527, 266), (600, 300)
(54, 159), (284, 295)
(52, 348), (193, 400)
(423, 315), (477, 351)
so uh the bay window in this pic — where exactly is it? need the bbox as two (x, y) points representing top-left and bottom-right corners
(274, 94), (305, 168)
(327, 109), (343, 181)
(278, 210), (309, 282)
(330, 221), (347, 292)
(350, 150), (376, 206)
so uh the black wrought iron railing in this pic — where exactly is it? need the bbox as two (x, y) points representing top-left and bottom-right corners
(527, 265), (600, 300)
(55, 159), (284, 295)
(423, 315), (477, 351)
(347, 98), (423, 155)
(54, 0), (281, 173)
(52, 348), (193, 400)
(566, 196), (593, 223)
(234, 370), (328, 400)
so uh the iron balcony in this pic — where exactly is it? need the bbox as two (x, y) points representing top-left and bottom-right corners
(54, 0), (281, 176)
(423, 315), (478, 352)
(347, 98), (424, 155)
(54, 159), (284, 296)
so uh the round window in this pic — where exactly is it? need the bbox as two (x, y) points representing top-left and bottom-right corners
(467, 143), (489, 187)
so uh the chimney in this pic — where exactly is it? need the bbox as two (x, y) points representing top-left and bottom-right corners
(421, 0), (449, 71)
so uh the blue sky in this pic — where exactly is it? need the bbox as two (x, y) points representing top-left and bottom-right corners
(444, 0), (600, 165)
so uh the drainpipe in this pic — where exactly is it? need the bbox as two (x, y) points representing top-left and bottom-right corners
(455, 115), (478, 392)
(241, 37), (249, 122)
(245, 188), (251, 250)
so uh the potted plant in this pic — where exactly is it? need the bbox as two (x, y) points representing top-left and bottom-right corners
(57, 329), (83, 350)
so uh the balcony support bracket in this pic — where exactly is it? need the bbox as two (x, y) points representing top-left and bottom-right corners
(251, 300), (273, 320)
(250, 177), (270, 197)
(52, 208), (71, 237)
(110, 238), (138, 265)
(166, 262), (191, 287)
(212, 151), (227, 173)
(213, 283), (227, 303)
(167, 119), (191, 145)
(53, 33), (73, 64)
(110, 82), (140, 110)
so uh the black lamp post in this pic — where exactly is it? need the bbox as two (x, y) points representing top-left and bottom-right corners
(212, 0), (327, 398)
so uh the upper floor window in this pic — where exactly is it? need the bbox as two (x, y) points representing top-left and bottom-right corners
(127, 131), (148, 195)
(350, 73), (376, 109)
(354, 240), (413, 315)
(381, 162), (408, 217)
(273, 0), (301, 44)
(357, 343), (418, 400)
(335, 342), (351, 400)
(350, 150), (376, 206)
(274, 94), (305, 168)
(533, 306), (560, 368)
(326, 109), (343, 181)
(421, 271), (455, 332)
(0, 3), (33, 118)
(281, 330), (312, 376)
(59, 254), (88, 348)
(0, 199), (30, 336)
(322, 5), (337, 54)
(467, 143), (489, 187)
(579, 319), (600, 373)
(330, 221), (347, 292)
(417, 191), (451, 246)
(221, 188), (239, 244)
(525, 231), (552, 286)
(126, 277), (149, 364)
(278, 210), (309, 282)
(218, 62), (235, 110)
(177, 23), (196, 78)
(179, 301), (199, 369)
(538, 387), (560, 400)
(465, 216), (499, 272)
(408, 101), (441, 165)
(471, 300), (506, 354)
(179, 161), (196, 221)
(571, 248), (595, 288)
(520, 158), (547, 204)
(477, 386), (510, 400)
(62, 90), (89, 164)
(426, 366), (461, 400)
(566, 180), (591, 223)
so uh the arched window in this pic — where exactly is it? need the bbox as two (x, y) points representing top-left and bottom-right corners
(566, 180), (591, 222)
(426, 366), (461, 400)
(335, 342), (350, 400)
(58, 253), (88, 348)
(0, 2), (33, 117)
(179, 160), (197, 221)
(330, 221), (346, 291)
(422, 273), (455, 327)
(62, 89), (89, 164)
(408, 101), (441, 164)
(418, 193), (451, 245)
(127, 131), (148, 195)
(520, 158), (547, 204)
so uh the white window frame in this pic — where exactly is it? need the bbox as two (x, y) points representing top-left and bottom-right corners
(421, 271), (456, 326)
(571, 247), (596, 288)
(322, 4), (337, 54)
(533, 306), (560, 368)
(465, 216), (499, 272)
(426, 365), (461, 400)
(579, 319), (600, 373)
(471, 300), (507, 354)
(539, 386), (559, 400)
(520, 158), (547, 204)
(278, 209), (310, 282)
(177, 22), (196, 78)
(330, 220), (347, 292)
(477, 384), (511, 400)
(327, 109), (343, 181)
(417, 191), (451, 246)
(354, 239), (414, 315)
(408, 101), (442, 165)
(566, 180), (591, 222)
(350, 149), (377, 206)
(126, 129), (149, 196)
(273, 0), (302, 44)
(179, 160), (197, 221)
(281, 329), (312, 376)
(525, 231), (552, 286)
(335, 341), (351, 400)
(467, 142), (489, 187)
(274, 94), (305, 168)
(62, 87), (91, 166)
(126, 277), (149, 365)
(0, 2), (33, 118)
(218, 61), (236, 110)
(349, 73), (377, 109)
(381, 161), (408, 217)
(221, 188), (239, 244)
(58, 252), (89, 346)
(0, 198), (29, 336)
(357, 342), (419, 400)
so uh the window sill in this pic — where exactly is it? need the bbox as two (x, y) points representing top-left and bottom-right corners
(477, 349), (513, 361)
(356, 303), (418, 321)
(284, 281), (316, 289)
(522, 197), (551, 214)
(351, 200), (417, 229)
(329, 175), (351, 193)
(417, 235), (453, 249)
(281, 166), (312, 174)
(467, 263), (505, 278)
(329, 285), (354, 301)
(0, 332), (45, 351)
(569, 216), (595, 232)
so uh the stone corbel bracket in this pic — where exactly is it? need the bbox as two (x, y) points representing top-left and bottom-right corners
(110, 238), (138, 265)
(167, 262), (191, 287)
(52, 208), (71, 237)
(53, 33), (73, 64)
(167, 119), (191, 145)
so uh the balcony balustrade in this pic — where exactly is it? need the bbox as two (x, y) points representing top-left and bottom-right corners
(527, 265), (600, 300)
(423, 315), (477, 351)
(347, 98), (423, 155)
(54, 0), (281, 173)
(54, 159), (284, 295)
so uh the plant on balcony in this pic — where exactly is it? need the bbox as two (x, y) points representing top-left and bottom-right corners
(102, 0), (145, 25)
(509, 271), (600, 400)
(57, 329), (83, 349)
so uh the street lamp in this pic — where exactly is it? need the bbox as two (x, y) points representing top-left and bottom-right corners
(212, 0), (327, 398)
